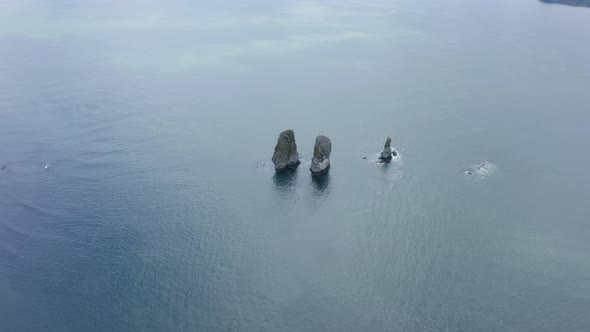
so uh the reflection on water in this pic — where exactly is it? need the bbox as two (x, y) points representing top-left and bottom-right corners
(272, 169), (331, 200)
(272, 170), (298, 196)
(378, 159), (393, 176)
(311, 173), (331, 197)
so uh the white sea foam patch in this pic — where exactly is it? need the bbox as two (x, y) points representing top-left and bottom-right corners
(298, 157), (312, 167)
(465, 160), (496, 178)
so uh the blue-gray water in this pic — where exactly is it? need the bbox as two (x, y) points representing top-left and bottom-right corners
(1, 0), (590, 330)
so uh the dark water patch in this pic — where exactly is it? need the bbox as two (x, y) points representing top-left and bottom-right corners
(272, 170), (298, 191)
(311, 173), (331, 197)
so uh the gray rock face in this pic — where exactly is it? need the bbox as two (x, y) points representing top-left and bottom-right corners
(310, 135), (332, 175)
(379, 137), (395, 161)
(272, 130), (300, 172)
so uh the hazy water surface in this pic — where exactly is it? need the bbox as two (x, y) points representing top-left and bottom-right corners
(1, 0), (590, 330)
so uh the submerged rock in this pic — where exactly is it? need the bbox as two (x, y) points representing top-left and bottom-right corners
(379, 137), (396, 161)
(310, 135), (332, 176)
(272, 130), (300, 172)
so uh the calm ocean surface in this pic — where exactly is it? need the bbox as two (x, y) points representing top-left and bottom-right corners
(1, 0), (590, 330)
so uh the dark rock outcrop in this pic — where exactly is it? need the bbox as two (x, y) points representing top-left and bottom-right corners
(379, 137), (396, 162)
(539, 0), (590, 8)
(310, 135), (331, 176)
(272, 130), (300, 172)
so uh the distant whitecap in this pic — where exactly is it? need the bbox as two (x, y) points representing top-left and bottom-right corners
(465, 160), (496, 178)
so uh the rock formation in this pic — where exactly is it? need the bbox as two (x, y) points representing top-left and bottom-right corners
(310, 135), (332, 176)
(379, 137), (397, 162)
(272, 130), (300, 172)
(539, 0), (590, 8)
